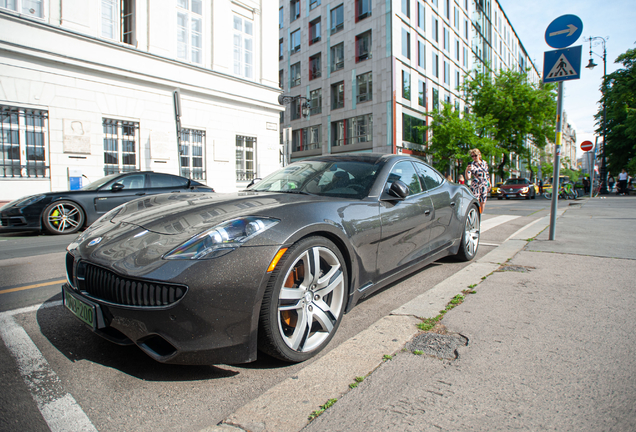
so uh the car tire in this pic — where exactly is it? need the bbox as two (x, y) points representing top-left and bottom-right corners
(42, 200), (85, 235)
(258, 236), (348, 362)
(455, 206), (480, 262)
(531, 192), (536, 199)
(498, 197), (502, 200)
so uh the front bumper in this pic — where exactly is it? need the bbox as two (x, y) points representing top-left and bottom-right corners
(0, 210), (41, 232)
(63, 244), (282, 365)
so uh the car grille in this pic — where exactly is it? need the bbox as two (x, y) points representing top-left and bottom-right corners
(70, 258), (187, 307)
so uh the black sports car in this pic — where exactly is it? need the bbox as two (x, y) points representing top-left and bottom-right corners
(0, 172), (213, 235)
(62, 154), (480, 365)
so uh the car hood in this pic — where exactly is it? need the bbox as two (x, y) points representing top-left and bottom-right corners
(502, 184), (530, 190)
(108, 191), (331, 236)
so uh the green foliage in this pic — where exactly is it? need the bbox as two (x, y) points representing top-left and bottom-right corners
(461, 68), (557, 178)
(421, 102), (498, 174)
(308, 399), (338, 421)
(595, 47), (636, 176)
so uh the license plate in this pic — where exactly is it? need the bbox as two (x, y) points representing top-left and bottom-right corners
(64, 289), (96, 328)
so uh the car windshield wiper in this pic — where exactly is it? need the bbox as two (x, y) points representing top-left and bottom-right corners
(267, 190), (316, 196)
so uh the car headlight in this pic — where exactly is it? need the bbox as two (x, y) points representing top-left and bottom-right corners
(164, 217), (280, 260)
(11, 194), (47, 207)
(521, 187), (529, 193)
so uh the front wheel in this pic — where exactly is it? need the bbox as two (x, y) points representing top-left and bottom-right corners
(42, 200), (85, 235)
(258, 237), (348, 362)
(455, 206), (480, 262)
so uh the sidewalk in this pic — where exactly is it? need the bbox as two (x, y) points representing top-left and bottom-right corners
(301, 196), (636, 431)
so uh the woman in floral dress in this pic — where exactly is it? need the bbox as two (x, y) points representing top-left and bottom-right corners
(465, 148), (490, 214)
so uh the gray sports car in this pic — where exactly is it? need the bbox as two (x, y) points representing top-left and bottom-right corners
(63, 154), (480, 365)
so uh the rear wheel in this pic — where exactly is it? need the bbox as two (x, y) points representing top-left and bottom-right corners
(42, 200), (85, 235)
(258, 237), (347, 362)
(455, 206), (480, 262)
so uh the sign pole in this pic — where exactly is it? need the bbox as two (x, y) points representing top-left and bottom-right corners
(549, 82), (564, 240)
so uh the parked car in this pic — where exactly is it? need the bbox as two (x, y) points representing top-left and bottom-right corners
(490, 182), (503, 197)
(62, 154), (480, 365)
(497, 177), (537, 200)
(0, 172), (213, 235)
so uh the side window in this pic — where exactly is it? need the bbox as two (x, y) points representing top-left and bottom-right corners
(388, 161), (422, 196)
(415, 162), (443, 190)
(149, 173), (189, 188)
(116, 174), (145, 189)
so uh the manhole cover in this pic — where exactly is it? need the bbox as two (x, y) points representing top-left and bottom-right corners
(406, 332), (468, 360)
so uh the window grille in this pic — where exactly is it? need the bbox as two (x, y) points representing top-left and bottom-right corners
(0, 106), (49, 178)
(179, 129), (205, 180)
(103, 119), (139, 176)
(236, 136), (256, 182)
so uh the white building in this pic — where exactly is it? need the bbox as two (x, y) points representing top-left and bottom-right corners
(278, 0), (541, 167)
(0, 0), (282, 200)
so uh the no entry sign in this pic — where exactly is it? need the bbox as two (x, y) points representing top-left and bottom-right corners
(580, 141), (593, 152)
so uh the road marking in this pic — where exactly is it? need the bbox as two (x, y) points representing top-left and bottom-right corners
(0, 301), (97, 432)
(0, 279), (66, 295)
(481, 215), (519, 233)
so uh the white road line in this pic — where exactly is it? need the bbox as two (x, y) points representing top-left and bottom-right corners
(0, 301), (97, 432)
(481, 215), (520, 233)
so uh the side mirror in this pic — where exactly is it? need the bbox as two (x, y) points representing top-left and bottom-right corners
(111, 183), (124, 191)
(246, 178), (262, 188)
(385, 180), (409, 200)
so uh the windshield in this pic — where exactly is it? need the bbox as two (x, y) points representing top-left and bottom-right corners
(249, 160), (383, 199)
(81, 173), (123, 191)
(504, 178), (530, 185)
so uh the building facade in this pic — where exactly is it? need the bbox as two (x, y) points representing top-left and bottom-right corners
(0, 0), (282, 200)
(278, 0), (542, 167)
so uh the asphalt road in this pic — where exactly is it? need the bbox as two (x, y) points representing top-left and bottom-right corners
(0, 197), (573, 431)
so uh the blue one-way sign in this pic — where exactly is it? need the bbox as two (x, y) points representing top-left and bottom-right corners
(543, 45), (582, 83)
(545, 15), (583, 49)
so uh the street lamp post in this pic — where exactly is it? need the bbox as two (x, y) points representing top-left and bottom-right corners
(584, 36), (608, 194)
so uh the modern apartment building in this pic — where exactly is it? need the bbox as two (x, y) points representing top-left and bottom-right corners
(278, 0), (542, 170)
(0, 0), (282, 200)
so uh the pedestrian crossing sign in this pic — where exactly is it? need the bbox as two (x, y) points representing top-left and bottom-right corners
(543, 45), (582, 83)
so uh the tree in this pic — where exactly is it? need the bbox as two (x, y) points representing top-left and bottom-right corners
(461, 67), (557, 179)
(422, 102), (497, 175)
(596, 47), (636, 175)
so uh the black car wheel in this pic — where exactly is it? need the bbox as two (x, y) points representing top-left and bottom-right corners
(42, 200), (85, 235)
(455, 206), (480, 262)
(258, 236), (347, 362)
(498, 197), (502, 200)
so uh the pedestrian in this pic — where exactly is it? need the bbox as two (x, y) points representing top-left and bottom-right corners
(582, 176), (590, 194)
(539, 179), (543, 194)
(446, 174), (453, 183)
(465, 148), (490, 214)
(618, 169), (628, 195)
(608, 172), (615, 193)
(458, 174), (465, 185)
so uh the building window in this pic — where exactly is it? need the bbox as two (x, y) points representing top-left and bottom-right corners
(290, 62), (301, 87)
(290, 0), (300, 22)
(433, 52), (439, 77)
(402, 70), (410, 100)
(355, 31), (372, 62)
(432, 17), (438, 42)
(417, 2), (425, 30)
(279, 6), (283, 28)
(279, 69), (284, 89)
(177, 0), (202, 64)
(401, 0), (409, 17)
(356, 0), (371, 21)
(310, 89), (322, 115)
(402, 28), (410, 59)
(236, 136), (256, 182)
(290, 97), (302, 121)
(331, 119), (345, 147)
(179, 129), (205, 180)
(331, 81), (344, 110)
(432, 87), (439, 110)
(357, 72), (372, 103)
(444, 0), (450, 19)
(295, 125), (322, 151)
(279, 38), (284, 60)
(444, 61), (450, 84)
(443, 27), (449, 51)
(455, 39), (460, 61)
(309, 53), (322, 80)
(310, 0), (321, 10)
(463, 46), (468, 66)
(0, 106), (48, 178)
(418, 40), (425, 68)
(290, 28), (301, 54)
(330, 43), (344, 71)
(330, 4), (344, 34)
(1, 0), (44, 18)
(418, 80), (425, 107)
(455, 70), (460, 89)
(464, 18), (468, 39)
(101, 0), (135, 45)
(331, 114), (373, 147)
(309, 17), (321, 45)
(403, 113), (424, 145)
(233, 15), (253, 79)
(103, 119), (139, 176)
(454, 7), (459, 29)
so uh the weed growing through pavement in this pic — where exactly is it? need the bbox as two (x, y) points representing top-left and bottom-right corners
(383, 354), (394, 361)
(413, 350), (424, 355)
(417, 294), (465, 332)
(349, 376), (365, 388)
(308, 398), (338, 422)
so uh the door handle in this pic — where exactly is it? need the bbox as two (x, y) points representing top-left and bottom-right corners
(450, 202), (456, 206)
(135, 192), (146, 196)
(424, 210), (431, 215)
